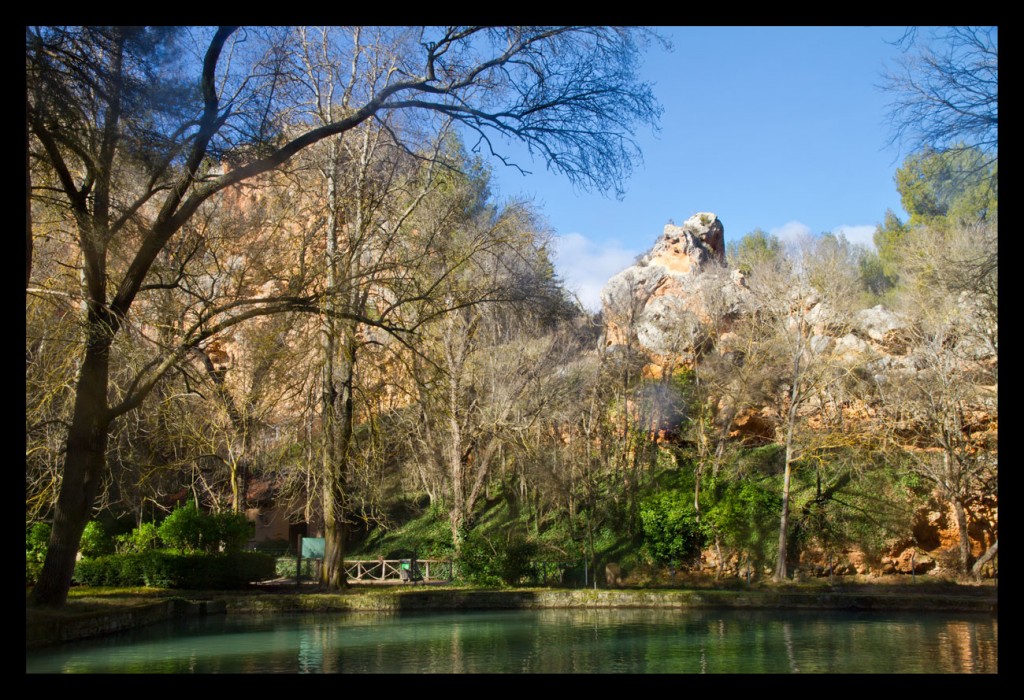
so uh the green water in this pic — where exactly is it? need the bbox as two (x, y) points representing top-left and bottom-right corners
(26, 608), (997, 673)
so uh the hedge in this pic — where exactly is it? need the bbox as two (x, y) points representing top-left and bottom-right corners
(73, 550), (276, 590)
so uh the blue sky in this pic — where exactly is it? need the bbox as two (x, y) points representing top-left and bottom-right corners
(484, 26), (915, 310)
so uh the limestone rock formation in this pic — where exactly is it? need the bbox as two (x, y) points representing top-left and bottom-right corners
(601, 212), (743, 357)
(644, 212), (726, 273)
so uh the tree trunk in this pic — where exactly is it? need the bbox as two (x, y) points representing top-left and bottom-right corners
(320, 331), (356, 590)
(229, 460), (242, 514)
(317, 142), (350, 591)
(446, 338), (467, 554)
(30, 340), (111, 607)
(774, 350), (802, 583)
(952, 497), (972, 577)
(332, 321), (360, 585)
(714, 534), (724, 580)
(774, 455), (794, 582)
(322, 478), (347, 589)
(26, 100), (32, 291)
(971, 539), (997, 580)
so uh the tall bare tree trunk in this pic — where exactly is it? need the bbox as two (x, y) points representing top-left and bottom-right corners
(774, 352), (801, 583)
(774, 453), (794, 582)
(31, 335), (111, 606)
(952, 496), (972, 578)
(448, 377), (467, 553)
(318, 141), (351, 590)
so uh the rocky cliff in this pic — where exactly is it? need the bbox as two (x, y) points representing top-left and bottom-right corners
(599, 213), (998, 579)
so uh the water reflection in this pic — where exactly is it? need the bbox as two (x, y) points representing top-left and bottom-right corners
(27, 609), (997, 674)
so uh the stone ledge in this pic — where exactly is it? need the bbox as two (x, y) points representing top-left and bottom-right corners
(26, 597), (226, 649)
(28, 587), (995, 649)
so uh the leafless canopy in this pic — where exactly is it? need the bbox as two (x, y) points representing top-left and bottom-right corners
(883, 27), (997, 173)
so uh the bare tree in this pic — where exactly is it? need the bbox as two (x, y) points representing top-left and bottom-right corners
(403, 212), (572, 553)
(883, 27), (997, 176)
(26, 25), (663, 606)
(876, 222), (997, 577)
(737, 238), (864, 581)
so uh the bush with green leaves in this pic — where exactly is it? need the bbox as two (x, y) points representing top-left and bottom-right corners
(702, 477), (781, 572)
(116, 521), (162, 554)
(158, 502), (251, 553)
(73, 551), (276, 589)
(213, 511), (252, 552)
(26, 522), (52, 587)
(26, 561), (43, 587)
(157, 502), (210, 552)
(457, 532), (538, 587)
(26, 522), (51, 563)
(639, 489), (703, 565)
(79, 520), (115, 558)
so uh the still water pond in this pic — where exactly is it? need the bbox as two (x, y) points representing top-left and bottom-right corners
(26, 608), (997, 673)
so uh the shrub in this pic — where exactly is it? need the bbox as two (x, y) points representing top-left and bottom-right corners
(157, 551), (276, 589)
(73, 551), (276, 589)
(213, 511), (252, 552)
(79, 520), (115, 558)
(639, 490), (703, 565)
(457, 532), (537, 586)
(73, 555), (136, 587)
(158, 502), (251, 553)
(702, 477), (781, 572)
(26, 522), (51, 563)
(26, 561), (43, 587)
(116, 522), (162, 554)
(273, 555), (321, 580)
(158, 502), (211, 552)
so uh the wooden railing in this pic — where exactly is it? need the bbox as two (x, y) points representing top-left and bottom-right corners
(343, 559), (452, 583)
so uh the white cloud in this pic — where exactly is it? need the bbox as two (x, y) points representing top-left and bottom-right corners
(832, 224), (877, 250)
(770, 220), (813, 247)
(769, 220), (817, 257)
(553, 233), (639, 312)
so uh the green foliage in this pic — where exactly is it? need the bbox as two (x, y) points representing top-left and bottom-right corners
(457, 532), (538, 587)
(791, 462), (926, 557)
(213, 511), (252, 552)
(353, 497), (455, 560)
(26, 522), (51, 563)
(157, 502), (208, 552)
(728, 228), (783, 274)
(157, 501), (250, 553)
(731, 444), (786, 476)
(72, 553), (145, 587)
(894, 468), (929, 497)
(534, 518), (585, 560)
(272, 556), (319, 580)
(895, 146), (996, 229)
(115, 522), (162, 554)
(702, 477), (781, 569)
(73, 551), (276, 589)
(857, 247), (895, 301)
(79, 520), (115, 558)
(873, 208), (909, 285)
(874, 146), (996, 298)
(26, 561), (44, 587)
(639, 489), (703, 565)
